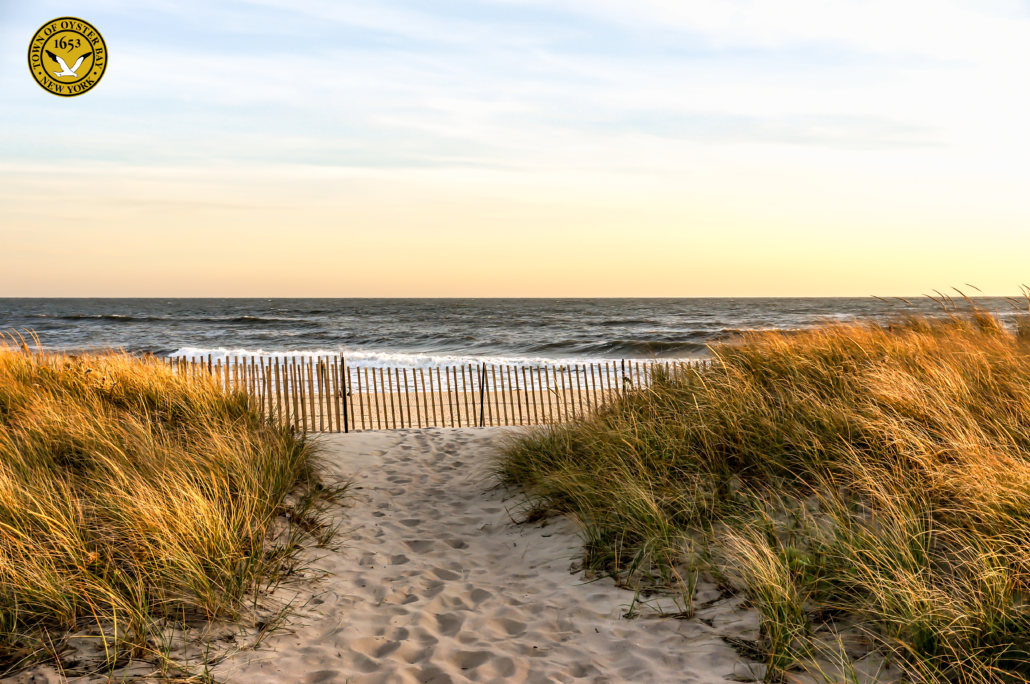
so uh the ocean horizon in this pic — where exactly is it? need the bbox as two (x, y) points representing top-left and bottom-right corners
(1, 296), (1020, 368)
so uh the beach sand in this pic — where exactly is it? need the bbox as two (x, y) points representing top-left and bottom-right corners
(4, 428), (768, 683)
(212, 427), (761, 684)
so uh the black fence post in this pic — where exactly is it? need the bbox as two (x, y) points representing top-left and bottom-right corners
(341, 357), (349, 434)
(479, 364), (486, 427)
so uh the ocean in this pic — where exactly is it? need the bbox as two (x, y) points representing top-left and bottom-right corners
(0, 297), (1019, 368)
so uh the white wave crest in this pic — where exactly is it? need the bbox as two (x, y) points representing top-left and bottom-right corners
(167, 347), (701, 368)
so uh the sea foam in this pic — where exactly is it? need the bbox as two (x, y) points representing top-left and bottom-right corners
(166, 347), (694, 368)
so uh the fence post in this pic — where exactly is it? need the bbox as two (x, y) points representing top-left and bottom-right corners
(479, 364), (486, 427)
(341, 359), (349, 433)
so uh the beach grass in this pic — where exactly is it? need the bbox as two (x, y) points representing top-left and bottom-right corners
(500, 308), (1030, 682)
(0, 337), (340, 677)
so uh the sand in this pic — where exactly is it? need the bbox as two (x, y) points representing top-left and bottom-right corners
(4, 427), (775, 684)
(211, 427), (762, 684)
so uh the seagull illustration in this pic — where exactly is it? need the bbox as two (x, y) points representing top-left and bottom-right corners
(46, 49), (91, 78)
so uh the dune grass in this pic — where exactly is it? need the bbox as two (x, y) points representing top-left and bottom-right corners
(500, 309), (1030, 682)
(0, 338), (340, 677)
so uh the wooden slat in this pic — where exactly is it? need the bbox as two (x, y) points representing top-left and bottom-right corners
(558, 365), (569, 421)
(589, 362), (597, 412)
(567, 365), (576, 420)
(381, 368), (391, 428)
(296, 360), (304, 430)
(246, 357), (253, 408)
(566, 364), (575, 418)
(536, 366), (546, 423)
(508, 366), (521, 426)
(396, 368), (404, 428)
(476, 364), (484, 427)
(263, 359), (272, 423)
(523, 366), (535, 425)
(493, 364), (501, 425)
(324, 359), (334, 433)
(316, 359), (324, 432)
(321, 359), (330, 432)
(257, 358), (265, 420)
(568, 365), (577, 420)
(419, 369), (429, 428)
(284, 361), (291, 428)
(403, 369), (412, 428)
(575, 365), (584, 418)
(413, 369), (423, 428)
(577, 365), (586, 418)
(482, 365), (491, 426)
(426, 368), (436, 427)
(283, 358), (292, 426)
(254, 358), (260, 413)
(298, 361), (306, 430)
(538, 366), (547, 423)
(358, 366), (366, 430)
(379, 367), (388, 429)
(333, 359), (341, 433)
(444, 367), (453, 427)
(502, 365), (512, 426)
(437, 367), (445, 426)
(485, 365), (494, 426)
(288, 362), (297, 429)
(461, 365), (471, 427)
(455, 366), (463, 424)
(346, 363), (355, 431)
(551, 366), (559, 422)
(296, 360), (303, 429)
(307, 361), (316, 431)
(435, 367), (444, 428)
(362, 367), (374, 430)
(367, 366), (379, 430)
(578, 364), (586, 417)
(274, 360), (283, 425)
(294, 360), (300, 430)
(444, 367), (455, 427)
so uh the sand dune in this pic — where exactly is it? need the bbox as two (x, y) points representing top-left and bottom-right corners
(3, 428), (767, 683)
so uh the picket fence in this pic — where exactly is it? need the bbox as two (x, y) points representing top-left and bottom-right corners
(164, 356), (714, 432)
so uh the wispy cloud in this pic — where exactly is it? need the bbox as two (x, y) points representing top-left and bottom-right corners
(5, 0), (1023, 171)
(3, 0), (1030, 297)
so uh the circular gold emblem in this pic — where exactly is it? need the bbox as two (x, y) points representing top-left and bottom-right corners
(27, 17), (107, 97)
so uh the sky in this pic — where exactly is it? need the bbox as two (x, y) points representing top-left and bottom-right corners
(1, 0), (1029, 297)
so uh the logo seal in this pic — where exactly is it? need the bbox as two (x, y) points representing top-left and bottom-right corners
(28, 17), (107, 97)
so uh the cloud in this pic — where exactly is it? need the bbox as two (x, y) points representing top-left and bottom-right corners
(0, 0), (1027, 172)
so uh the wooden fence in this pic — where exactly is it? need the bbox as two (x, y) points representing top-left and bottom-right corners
(163, 356), (714, 433)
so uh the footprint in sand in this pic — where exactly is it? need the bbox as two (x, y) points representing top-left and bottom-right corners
(202, 429), (760, 684)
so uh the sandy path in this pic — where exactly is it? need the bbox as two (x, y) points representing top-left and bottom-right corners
(219, 428), (755, 684)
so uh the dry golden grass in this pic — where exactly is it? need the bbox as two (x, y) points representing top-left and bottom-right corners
(501, 309), (1030, 682)
(0, 337), (339, 677)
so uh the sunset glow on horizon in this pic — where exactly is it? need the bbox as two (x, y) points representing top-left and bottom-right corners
(2, 1), (1029, 297)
